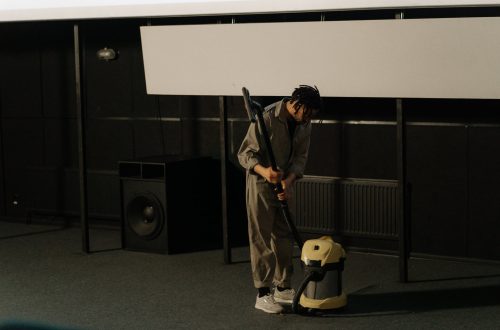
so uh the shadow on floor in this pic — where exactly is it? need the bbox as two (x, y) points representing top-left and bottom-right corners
(302, 284), (500, 318)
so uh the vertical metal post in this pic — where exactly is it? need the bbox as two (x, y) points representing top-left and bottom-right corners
(74, 24), (90, 253)
(218, 16), (236, 264)
(396, 98), (409, 282)
(395, 10), (409, 282)
(0, 88), (5, 217)
(465, 124), (470, 253)
(219, 96), (231, 264)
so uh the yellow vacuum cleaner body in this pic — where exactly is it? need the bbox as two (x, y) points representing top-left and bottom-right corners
(298, 236), (347, 310)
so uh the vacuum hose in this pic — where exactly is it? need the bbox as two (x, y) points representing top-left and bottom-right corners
(292, 271), (317, 313)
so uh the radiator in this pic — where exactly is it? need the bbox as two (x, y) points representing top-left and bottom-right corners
(293, 176), (337, 233)
(293, 176), (398, 239)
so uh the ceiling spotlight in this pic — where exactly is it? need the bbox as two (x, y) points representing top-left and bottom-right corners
(96, 47), (118, 61)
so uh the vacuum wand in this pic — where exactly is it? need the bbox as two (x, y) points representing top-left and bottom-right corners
(242, 87), (304, 249)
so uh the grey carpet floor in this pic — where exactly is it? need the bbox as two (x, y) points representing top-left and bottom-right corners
(1, 221), (500, 330)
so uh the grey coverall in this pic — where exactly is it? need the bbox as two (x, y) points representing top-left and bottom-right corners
(237, 98), (312, 289)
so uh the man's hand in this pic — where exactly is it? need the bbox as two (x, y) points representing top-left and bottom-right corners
(277, 174), (296, 201)
(254, 165), (282, 184)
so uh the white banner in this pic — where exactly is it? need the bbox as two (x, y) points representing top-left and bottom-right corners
(141, 18), (500, 99)
(1, 0), (499, 22)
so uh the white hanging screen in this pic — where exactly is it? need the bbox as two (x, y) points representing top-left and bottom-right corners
(141, 18), (500, 99)
(1, 0), (499, 22)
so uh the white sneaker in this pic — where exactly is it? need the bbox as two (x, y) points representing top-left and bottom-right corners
(255, 294), (284, 314)
(273, 288), (296, 304)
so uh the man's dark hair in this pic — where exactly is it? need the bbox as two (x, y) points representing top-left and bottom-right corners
(290, 85), (321, 122)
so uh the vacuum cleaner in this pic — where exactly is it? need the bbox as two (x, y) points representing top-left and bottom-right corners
(294, 236), (347, 313)
(242, 87), (347, 314)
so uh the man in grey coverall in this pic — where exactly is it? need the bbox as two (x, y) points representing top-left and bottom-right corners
(237, 85), (321, 314)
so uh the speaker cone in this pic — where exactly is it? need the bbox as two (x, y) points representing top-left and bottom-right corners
(126, 194), (164, 240)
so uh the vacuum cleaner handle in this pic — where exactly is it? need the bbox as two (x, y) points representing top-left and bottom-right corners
(241, 87), (280, 173)
(242, 87), (303, 249)
(241, 87), (282, 183)
(242, 87), (257, 123)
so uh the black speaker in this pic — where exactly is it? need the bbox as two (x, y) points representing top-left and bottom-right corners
(119, 156), (222, 254)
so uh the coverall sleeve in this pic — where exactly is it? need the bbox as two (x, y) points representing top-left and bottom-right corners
(237, 122), (262, 174)
(287, 123), (312, 178)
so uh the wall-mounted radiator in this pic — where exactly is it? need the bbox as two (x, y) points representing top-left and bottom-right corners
(293, 176), (398, 239)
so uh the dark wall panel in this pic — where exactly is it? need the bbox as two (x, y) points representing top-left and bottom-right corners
(87, 173), (120, 218)
(307, 123), (341, 176)
(161, 122), (183, 156)
(133, 121), (164, 158)
(85, 56), (133, 118)
(227, 96), (246, 118)
(159, 96), (181, 118)
(0, 22), (80, 219)
(407, 125), (467, 257)
(2, 119), (44, 168)
(0, 118), (4, 216)
(84, 20), (149, 118)
(181, 96), (220, 118)
(0, 24), (42, 118)
(3, 168), (78, 218)
(0, 23), (4, 215)
(132, 120), (182, 158)
(40, 22), (76, 118)
(131, 37), (158, 118)
(181, 120), (220, 157)
(86, 120), (134, 170)
(45, 119), (78, 168)
(3, 169), (35, 217)
(468, 126), (500, 260)
(25, 168), (79, 214)
(0, 23), (43, 218)
(330, 98), (395, 122)
(342, 124), (396, 179)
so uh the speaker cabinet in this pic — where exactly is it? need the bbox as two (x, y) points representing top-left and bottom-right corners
(119, 156), (221, 254)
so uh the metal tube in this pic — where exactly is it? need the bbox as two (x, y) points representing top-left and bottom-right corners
(219, 96), (231, 264)
(73, 24), (90, 254)
(396, 98), (409, 282)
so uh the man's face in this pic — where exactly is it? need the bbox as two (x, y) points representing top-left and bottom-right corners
(290, 102), (312, 124)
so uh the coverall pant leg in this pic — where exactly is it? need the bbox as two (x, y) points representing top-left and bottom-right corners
(246, 174), (294, 289)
